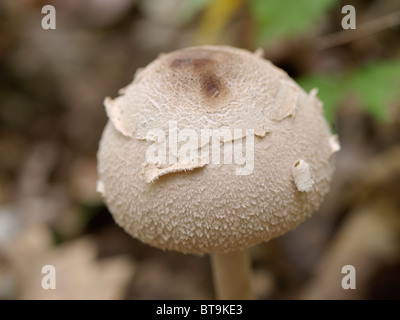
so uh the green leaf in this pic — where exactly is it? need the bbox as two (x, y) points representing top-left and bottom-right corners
(297, 75), (343, 124)
(250, 0), (338, 45)
(347, 60), (400, 122)
(297, 60), (400, 125)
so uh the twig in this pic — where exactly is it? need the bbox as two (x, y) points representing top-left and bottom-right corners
(316, 10), (400, 50)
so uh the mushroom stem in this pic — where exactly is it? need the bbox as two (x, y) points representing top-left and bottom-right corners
(211, 249), (254, 300)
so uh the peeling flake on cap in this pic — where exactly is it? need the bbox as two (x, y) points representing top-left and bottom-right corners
(104, 97), (132, 137)
(271, 80), (298, 121)
(142, 161), (207, 183)
(309, 88), (318, 99)
(96, 180), (105, 195)
(254, 128), (269, 138)
(309, 88), (322, 109)
(118, 85), (129, 95)
(329, 134), (341, 155)
(254, 48), (264, 58)
(292, 159), (314, 192)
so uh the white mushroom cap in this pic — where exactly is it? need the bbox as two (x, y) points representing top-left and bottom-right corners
(97, 46), (339, 255)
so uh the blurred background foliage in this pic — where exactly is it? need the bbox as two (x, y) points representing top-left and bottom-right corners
(250, 0), (337, 45)
(0, 0), (399, 300)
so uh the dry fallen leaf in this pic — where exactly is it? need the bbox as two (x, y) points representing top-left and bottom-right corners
(8, 224), (135, 300)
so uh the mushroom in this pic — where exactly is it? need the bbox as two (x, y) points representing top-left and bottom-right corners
(97, 45), (339, 299)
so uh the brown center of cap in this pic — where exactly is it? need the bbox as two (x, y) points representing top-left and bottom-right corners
(168, 49), (230, 107)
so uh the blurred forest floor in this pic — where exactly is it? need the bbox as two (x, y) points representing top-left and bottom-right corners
(0, 0), (400, 299)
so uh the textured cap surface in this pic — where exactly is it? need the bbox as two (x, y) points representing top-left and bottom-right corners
(97, 46), (339, 255)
